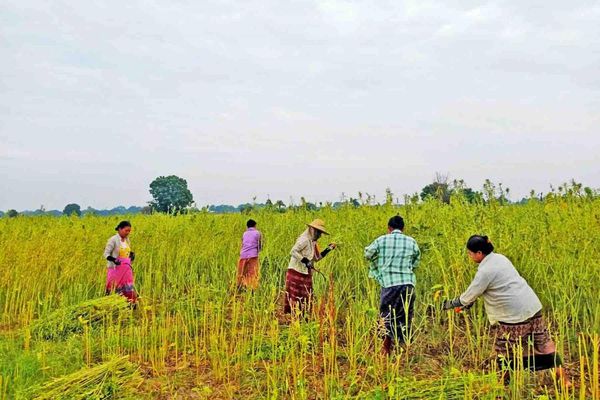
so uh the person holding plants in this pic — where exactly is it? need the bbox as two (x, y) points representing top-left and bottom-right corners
(237, 219), (263, 291)
(442, 235), (570, 386)
(284, 219), (336, 315)
(104, 220), (137, 303)
(364, 215), (421, 355)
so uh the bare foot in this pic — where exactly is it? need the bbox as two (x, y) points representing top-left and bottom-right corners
(555, 367), (572, 390)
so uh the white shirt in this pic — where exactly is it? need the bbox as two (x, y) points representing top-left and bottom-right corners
(459, 252), (542, 324)
(288, 230), (318, 275)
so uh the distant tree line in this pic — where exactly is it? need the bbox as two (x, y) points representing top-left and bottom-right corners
(3, 175), (599, 218)
(2, 205), (149, 218)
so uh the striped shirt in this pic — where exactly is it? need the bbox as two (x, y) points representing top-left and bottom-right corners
(364, 230), (421, 288)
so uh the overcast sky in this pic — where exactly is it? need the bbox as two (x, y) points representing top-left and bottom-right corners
(1, 1), (599, 210)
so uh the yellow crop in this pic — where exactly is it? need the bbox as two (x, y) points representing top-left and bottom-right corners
(0, 198), (598, 399)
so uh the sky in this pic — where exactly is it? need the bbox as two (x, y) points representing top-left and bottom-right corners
(1, 0), (599, 210)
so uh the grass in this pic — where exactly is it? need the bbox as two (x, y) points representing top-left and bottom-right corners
(0, 196), (599, 399)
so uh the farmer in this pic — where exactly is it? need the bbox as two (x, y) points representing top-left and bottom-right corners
(442, 235), (570, 386)
(364, 215), (421, 355)
(104, 220), (137, 303)
(284, 219), (336, 315)
(237, 219), (263, 291)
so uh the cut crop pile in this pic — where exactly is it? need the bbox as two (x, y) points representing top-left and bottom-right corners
(23, 356), (140, 400)
(31, 295), (131, 340)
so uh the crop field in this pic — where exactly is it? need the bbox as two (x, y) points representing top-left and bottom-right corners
(0, 197), (599, 399)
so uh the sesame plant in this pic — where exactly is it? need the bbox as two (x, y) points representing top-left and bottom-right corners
(0, 194), (598, 399)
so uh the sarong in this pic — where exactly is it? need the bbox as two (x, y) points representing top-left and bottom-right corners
(284, 268), (313, 314)
(106, 257), (137, 303)
(237, 257), (260, 289)
(380, 285), (415, 343)
(494, 311), (562, 371)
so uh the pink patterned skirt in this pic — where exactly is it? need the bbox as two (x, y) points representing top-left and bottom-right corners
(106, 257), (137, 303)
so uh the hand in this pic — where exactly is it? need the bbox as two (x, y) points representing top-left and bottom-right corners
(114, 259), (122, 266)
(442, 299), (454, 310)
(442, 298), (462, 310)
(327, 243), (337, 250)
(301, 257), (311, 266)
(130, 252), (135, 262)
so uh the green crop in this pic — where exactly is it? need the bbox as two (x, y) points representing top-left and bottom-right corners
(0, 197), (598, 399)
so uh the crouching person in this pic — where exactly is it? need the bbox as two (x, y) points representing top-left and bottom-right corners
(365, 216), (421, 355)
(442, 235), (570, 387)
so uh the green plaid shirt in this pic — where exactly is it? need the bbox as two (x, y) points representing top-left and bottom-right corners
(364, 230), (421, 288)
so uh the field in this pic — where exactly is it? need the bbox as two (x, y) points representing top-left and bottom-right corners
(0, 197), (599, 399)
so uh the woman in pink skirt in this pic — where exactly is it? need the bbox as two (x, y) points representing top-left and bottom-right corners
(103, 220), (137, 303)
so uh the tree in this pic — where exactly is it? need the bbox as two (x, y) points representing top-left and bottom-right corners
(63, 203), (82, 217)
(239, 203), (254, 214)
(6, 209), (18, 218)
(420, 173), (451, 203)
(149, 175), (194, 214)
(584, 186), (596, 199)
(460, 187), (479, 203)
(300, 197), (317, 211)
(265, 198), (274, 210)
(452, 179), (480, 203)
(141, 206), (153, 215)
(274, 200), (286, 212)
(421, 175), (480, 204)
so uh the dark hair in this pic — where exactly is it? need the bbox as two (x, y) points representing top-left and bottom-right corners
(115, 220), (132, 231)
(246, 219), (257, 228)
(388, 215), (405, 231)
(466, 235), (494, 255)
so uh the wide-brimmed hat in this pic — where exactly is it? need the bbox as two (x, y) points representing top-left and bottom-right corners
(307, 219), (329, 235)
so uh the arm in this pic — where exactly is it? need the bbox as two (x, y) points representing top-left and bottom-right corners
(365, 239), (381, 280)
(103, 237), (120, 265)
(459, 268), (493, 305)
(442, 269), (492, 310)
(319, 243), (337, 259)
(127, 238), (135, 262)
(364, 239), (379, 262)
(411, 242), (421, 269)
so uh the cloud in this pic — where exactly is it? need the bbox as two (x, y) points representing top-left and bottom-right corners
(316, 0), (360, 33)
(1, 0), (599, 209)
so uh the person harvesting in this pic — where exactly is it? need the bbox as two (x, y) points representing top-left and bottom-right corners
(442, 235), (570, 386)
(237, 219), (263, 291)
(284, 219), (336, 315)
(364, 215), (421, 355)
(104, 221), (137, 303)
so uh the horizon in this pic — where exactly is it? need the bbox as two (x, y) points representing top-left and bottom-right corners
(3, 176), (596, 213)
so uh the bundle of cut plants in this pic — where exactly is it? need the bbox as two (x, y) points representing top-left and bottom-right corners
(31, 295), (131, 340)
(23, 356), (140, 400)
(358, 373), (503, 399)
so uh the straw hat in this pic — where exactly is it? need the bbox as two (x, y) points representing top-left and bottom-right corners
(307, 219), (329, 235)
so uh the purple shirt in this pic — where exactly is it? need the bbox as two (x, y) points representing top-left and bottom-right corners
(240, 228), (262, 259)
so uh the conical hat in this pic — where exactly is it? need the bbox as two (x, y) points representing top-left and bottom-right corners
(307, 219), (329, 235)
